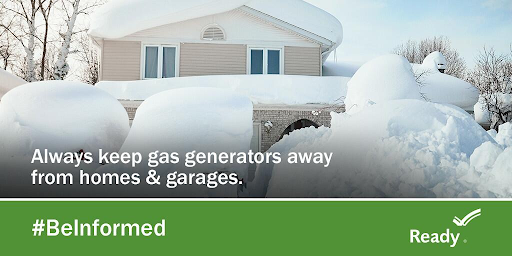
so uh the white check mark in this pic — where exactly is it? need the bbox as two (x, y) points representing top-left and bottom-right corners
(453, 209), (481, 227)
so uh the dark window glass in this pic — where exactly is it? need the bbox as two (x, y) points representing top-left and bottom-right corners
(145, 46), (158, 79)
(251, 50), (264, 75)
(268, 50), (280, 74)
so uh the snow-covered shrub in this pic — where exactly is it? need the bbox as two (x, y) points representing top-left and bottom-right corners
(251, 99), (499, 198)
(0, 69), (26, 99)
(94, 87), (254, 197)
(0, 81), (130, 157)
(344, 55), (421, 113)
(119, 87), (253, 178)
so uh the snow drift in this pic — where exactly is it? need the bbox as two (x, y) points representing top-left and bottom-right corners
(249, 100), (501, 198)
(119, 87), (254, 169)
(97, 87), (254, 197)
(344, 55), (422, 113)
(0, 81), (130, 158)
(413, 52), (479, 111)
(324, 54), (479, 111)
(97, 75), (348, 105)
(0, 69), (26, 99)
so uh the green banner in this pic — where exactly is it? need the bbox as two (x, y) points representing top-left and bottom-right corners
(0, 201), (508, 255)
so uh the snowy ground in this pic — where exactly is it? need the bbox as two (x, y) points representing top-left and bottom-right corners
(247, 55), (511, 198)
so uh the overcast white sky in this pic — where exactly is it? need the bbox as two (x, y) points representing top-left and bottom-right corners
(305, 0), (512, 67)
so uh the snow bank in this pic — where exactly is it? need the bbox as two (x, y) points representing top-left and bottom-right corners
(412, 52), (479, 111)
(89, 0), (343, 53)
(250, 99), (498, 198)
(0, 81), (130, 157)
(97, 87), (253, 197)
(495, 123), (512, 148)
(119, 87), (253, 177)
(466, 123), (512, 197)
(323, 54), (479, 111)
(344, 55), (422, 113)
(0, 69), (26, 99)
(97, 75), (348, 105)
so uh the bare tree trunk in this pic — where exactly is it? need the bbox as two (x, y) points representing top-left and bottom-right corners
(39, 0), (54, 81)
(54, 0), (80, 80)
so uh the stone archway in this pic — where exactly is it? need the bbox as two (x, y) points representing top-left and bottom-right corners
(279, 119), (320, 140)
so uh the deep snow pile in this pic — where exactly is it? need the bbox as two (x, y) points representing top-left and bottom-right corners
(119, 87), (253, 168)
(89, 0), (343, 57)
(97, 75), (348, 105)
(323, 53), (479, 111)
(250, 100), (501, 198)
(413, 52), (479, 111)
(0, 69), (26, 99)
(344, 55), (422, 113)
(98, 87), (253, 197)
(465, 122), (512, 197)
(0, 81), (130, 158)
(248, 53), (507, 198)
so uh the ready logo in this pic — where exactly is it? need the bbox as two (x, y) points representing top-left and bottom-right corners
(410, 209), (481, 248)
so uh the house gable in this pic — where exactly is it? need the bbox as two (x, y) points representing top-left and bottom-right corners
(125, 8), (319, 48)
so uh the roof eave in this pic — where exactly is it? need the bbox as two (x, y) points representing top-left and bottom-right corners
(239, 6), (335, 51)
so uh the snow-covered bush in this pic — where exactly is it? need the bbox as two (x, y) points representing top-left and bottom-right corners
(250, 100), (501, 198)
(0, 69), (26, 99)
(96, 87), (253, 197)
(0, 81), (130, 157)
(413, 53), (479, 111)
(344, 55), (422, 113)
(119, 87), (253, 177)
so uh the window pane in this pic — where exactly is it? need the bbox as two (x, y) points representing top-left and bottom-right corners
(251, 50), (264, 75)
(145, 47), (158, 78)
(162, 47), (176, 78)
(268, 50), (280, 74)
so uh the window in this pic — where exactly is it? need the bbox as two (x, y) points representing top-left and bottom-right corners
(251, 50), (264, 75)
(143, 45), (177, 79)
(248, 48), (282, 75)
(202, 25), (226, 41)
(144, 46), (159, 79)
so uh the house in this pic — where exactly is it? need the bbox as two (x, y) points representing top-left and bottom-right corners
(89, 0), (343, 80)
(89, 0), (345, 165)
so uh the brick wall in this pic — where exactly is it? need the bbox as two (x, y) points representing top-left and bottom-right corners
(121, 101), (343, 152)
(253, 108), (336, 152)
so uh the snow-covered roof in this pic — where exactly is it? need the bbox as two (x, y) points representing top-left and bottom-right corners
(0, 69), (26, 99)
(96, 75), (348, 105)
(89, 0), (343, 51)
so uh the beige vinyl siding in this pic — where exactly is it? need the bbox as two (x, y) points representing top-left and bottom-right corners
(180, 43), (246, 77)
(101, 41), (141, 81)
(284, 46), (321, 76)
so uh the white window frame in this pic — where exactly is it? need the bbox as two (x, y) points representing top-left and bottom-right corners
(247, 47), (284, 75)
(142, 44), (179, 80)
